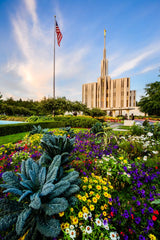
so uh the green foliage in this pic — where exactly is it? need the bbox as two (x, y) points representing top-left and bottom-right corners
(39, 134), (75, 167)
(138, 81), (160, 115)
(0, 155), (80, 239)
(60, 126), (76, 138)
(89, 108), (106, 117)
(0, 121), (64, 136)
(130, 124), (144, 136)
(90, 122), (104, 134)
(29, 125), (49, 136)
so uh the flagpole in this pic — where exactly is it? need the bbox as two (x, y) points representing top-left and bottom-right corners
(53, 15), (56, 99)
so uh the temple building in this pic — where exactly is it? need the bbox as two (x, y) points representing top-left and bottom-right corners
(82, 30), (137, 117)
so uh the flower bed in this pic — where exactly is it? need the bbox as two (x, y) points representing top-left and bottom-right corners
(0, 127), (159, 240)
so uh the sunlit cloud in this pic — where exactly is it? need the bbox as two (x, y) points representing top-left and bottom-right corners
(3, 0), (90, 100)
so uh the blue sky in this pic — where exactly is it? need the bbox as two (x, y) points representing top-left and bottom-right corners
(0, 0), (160, 102)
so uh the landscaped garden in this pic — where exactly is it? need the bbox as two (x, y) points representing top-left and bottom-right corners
(0, 122), (160, 240)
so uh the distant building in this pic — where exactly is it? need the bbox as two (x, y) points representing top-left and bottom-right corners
(82, 30), (137, 117)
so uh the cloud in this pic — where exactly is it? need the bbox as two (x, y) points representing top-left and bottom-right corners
(3, 0), (90, 101)
(138, 63), (160, 74)
(110, 43), (160, 78)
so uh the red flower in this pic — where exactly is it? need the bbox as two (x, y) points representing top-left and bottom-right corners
(153, 210), (159, 215)
(155, 166), (158, 169)
(131, 214), (134, 219)
(110, 212), (114, 217)
(152, 215), (157, 221)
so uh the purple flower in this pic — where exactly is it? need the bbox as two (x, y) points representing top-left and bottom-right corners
(136, 201), (141, 206)
(148, 207), (153, 213)
(139, 235), (145, 240)
(135, 217), (141, 224)
(103, 219), (108, 226)
(132, 196), (136, 200)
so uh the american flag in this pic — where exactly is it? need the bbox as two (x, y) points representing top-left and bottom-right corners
(55, 21), (63, 47)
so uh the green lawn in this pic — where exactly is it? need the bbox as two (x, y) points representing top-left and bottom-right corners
(0, 132), (29, 146)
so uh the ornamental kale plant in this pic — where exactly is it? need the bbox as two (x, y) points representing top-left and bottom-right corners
(39, 134), (75, 167)
(0, 156), (80, 239)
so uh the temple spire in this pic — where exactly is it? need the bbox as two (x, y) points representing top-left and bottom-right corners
(101, 29), (108, 77)
(103, 29), (106, 59)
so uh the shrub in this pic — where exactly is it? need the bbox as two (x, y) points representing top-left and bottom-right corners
(0, 121), (64, 136)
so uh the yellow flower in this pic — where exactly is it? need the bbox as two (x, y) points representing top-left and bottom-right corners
(59, 212), (64, 217)
(96, 193), (100, 199)
(64, 222), (70, 229)
(103, 211), (107, 216)
(109, 185), (113, 189)
(137, 157), (140, 160)
(119, 156), (123, 160)
(85, 193), (89, 198)
(104, 204), (108, 209)
(89, 204), (95, 211)
(72, 217), (78, 225)
(104, 192), (109, 198)
(77, 194), (82, 200)
(89, 191), (94, 195)
(123, 160), (127, 164)
(88, 185), (92, 189)
(82, 196), (87, 201)
(149, 234), (157, 240)
(108, 201), (112, 205)
(82, 206), (89, 213)
(82, 185), (87, 190)
(78, 211), (83, 218)
(87, 199), (92, 204)
(92, 197), (97, 203)
(61, 223), (65, 230)
(96, 185), (101, 190)
(103, 186), (108, 191)
(101, 206), (104, 210)
(70, 208), (74, 212)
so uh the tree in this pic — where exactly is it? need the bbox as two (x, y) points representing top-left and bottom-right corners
(138, 81), (160, 115)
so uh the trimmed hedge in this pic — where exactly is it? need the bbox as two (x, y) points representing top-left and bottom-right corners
(0, 117), (100, 136)
(0, 121), (64, 136)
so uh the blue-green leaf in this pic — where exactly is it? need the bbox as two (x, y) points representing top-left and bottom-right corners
(43, 197), (68, 215)
(29, 193), (41, 210)
(40, 183), (55, 197)
(38, 167), (46, 186)
(18, 190), (33, 202)
(49, 181), (70, 198)
(16, 208), (32, 235)
(36, 217), (61, 237)
(2, 172), (21, 189)
(63, 184), (80, 197)
(3, 188), (23, 196)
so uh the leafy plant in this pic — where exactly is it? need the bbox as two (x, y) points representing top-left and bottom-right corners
(39, 134), (75, 167)
(29, 125), (49, 136)
(90, 122), (104, 134)
(60, 126), (76, 138)
(0, 156), (80, 239)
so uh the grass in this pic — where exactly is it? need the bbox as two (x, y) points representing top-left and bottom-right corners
(117, 125), (132, 130)
(0, 132), (29, 145)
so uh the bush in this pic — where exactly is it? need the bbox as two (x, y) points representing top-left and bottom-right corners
(0, 121), (64, 136)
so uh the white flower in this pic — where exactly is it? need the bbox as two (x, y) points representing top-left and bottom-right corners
(88, 212), (92, 218)
(69, 229), (76, 239)
(95, 218), (102, 226)
(85, 225), (92, 234)
(83, 213), (88, 220)
(103, 224), (109, 230)
(147, 132), (153, 137)
(65, 228), (70, 234)
(152, 150), (158, 154)
(143, 156), (147, 161)
(70, 225), (74, 230)
(109, 232), (117, 240)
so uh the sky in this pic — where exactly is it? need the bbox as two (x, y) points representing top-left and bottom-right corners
(0, 0), (160, 102)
